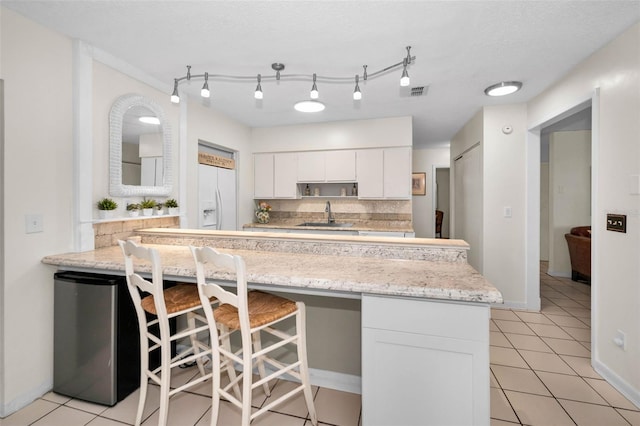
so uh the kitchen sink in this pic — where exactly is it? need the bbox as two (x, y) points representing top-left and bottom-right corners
(297, 222), (353, 228)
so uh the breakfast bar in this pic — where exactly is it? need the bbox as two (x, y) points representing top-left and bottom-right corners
(42, 229), (502, 425)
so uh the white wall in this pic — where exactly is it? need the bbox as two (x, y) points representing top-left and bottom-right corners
(540, 163), (549, 261)
(251, 116), (412, 152)
(92, 61), (180, 215)
(0, 8), (74, 415)
(483, 104), (529, 307)
(528, 22), (640, 405)
(548, 130), (591, 276)
(412, 147), (450, 238)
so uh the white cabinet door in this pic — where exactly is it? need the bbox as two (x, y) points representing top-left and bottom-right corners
(254, 153), (274, 198)
(362, 295), (490, 426)
(356, 149), (384, 198)
(297, 151), (325, 182)
(325, 150), (356, 181)
(383, 147), (412, 199)
(274, 153), (298, 198)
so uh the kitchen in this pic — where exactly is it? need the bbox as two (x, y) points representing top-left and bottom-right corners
(2, 2), (640, 425)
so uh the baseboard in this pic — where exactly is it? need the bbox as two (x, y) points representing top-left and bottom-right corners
(308, 368), (361, 395)
(0, 380), (52, 418)
(593, 359), (640, 409)
(546, 269), (571, 278)
(491, 300), (533, 311)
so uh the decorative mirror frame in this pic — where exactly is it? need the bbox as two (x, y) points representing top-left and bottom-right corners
(109, 94), (173, 197)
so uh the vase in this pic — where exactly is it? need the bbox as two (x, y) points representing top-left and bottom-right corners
(168, 207), (179, 215)
(256, 210), (270, 224)
(142, 208), (153, 217)
(128, 210), (139, 217)
(98, 210), (114, 220)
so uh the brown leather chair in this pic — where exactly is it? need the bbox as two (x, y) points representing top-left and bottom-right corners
(565, 226), (591, 283)
(435, 210), (444, 238)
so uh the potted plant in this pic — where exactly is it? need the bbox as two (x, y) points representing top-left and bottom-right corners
(97, 197), (118, 219)
(126, 202), (140, 217)
(165, 198), (179, 215)
(140, 199), (156, 216)
(155, 202), (165, 216)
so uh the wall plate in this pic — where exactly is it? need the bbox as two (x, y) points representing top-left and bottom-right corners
(606, 214), (626, 233)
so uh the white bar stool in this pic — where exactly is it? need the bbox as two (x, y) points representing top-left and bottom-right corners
(119, 240), (214, 426)
(190, 246), (318, 426)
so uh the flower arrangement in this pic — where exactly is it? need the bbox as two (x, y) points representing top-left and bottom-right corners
(257, 201), (272, 213)
(255, 201), (272, 224)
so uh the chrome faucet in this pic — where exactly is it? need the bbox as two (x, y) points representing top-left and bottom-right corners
(325, 201), (335, 223)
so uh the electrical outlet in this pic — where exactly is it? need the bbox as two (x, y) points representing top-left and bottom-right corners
(504, 207), (512, 218)
(613, 330), (626, 351)
(25, 214), (43, 234)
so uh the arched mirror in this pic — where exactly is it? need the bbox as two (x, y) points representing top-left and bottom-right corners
(109, 94), (172, 197)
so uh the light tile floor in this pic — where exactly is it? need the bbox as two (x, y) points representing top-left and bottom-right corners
(3, 262), (639, 425)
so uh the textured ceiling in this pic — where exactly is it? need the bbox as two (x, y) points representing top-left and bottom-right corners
(4, 1), (639, 148)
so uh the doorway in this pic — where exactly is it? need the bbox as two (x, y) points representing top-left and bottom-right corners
(433, 166), (450, 238)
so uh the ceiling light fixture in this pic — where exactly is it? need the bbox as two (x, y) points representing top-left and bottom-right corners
(254, 74), (263, 99)
(200, 72), (210, 98)
(169, 46), (415, 110)
(170, 79), (180, 104)
(294, 100), (325, 113)
(353, 75), (362, 100)
(310, 73), (319, 99)
(484, 81), (523, 96)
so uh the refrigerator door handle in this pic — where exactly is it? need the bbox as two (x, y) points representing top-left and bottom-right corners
(216, 188), (222, 230)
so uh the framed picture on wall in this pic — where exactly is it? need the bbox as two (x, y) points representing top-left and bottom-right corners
(412, 172), (426, 196)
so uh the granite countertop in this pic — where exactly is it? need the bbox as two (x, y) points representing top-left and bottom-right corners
(42, 243), (502, 304)
(243, 219), (414, 233)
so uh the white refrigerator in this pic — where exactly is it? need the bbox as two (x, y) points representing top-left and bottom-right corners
(198, 164), (237, 230)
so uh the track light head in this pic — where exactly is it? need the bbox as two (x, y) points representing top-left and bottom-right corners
(310, 73), (319, 99)
(170, 79), (180, 104)
(353, 75), (362, 100)
(200, 72), (210, 98)
(254, 74), (263, 100)
(400, 58), (410, 87)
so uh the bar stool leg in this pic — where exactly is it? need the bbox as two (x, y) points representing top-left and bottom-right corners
(252, 331), (272, 397)
(296, 302), (318, 426)
(187, 312), (206, 376)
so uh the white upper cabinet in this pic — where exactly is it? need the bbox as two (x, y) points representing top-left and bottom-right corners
(326, 150), (356, 181)
(297, 150), (357, 182)
(254, 153), (274, 198)
(274, 153), (298, 198)
(356, 149), (384, 198)
(254, 153), (298, 199)
(297, 152), (325, 182)
(383, 147), (412, 199)
(357, 147), (411, 200)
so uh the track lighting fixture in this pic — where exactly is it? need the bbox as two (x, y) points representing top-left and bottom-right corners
(254, 74), (263, 99)
(200, 72), (210, 98)
(310, 73), (319, 99)
(169, 46), (415, 110)
(353, 75), (362, 100)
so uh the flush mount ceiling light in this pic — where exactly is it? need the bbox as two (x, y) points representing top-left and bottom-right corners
(484, 81), (523, 97)
(169, 46), (416, 112)
(294, 100), (325, 113)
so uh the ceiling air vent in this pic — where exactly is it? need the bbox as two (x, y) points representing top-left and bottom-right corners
(410, 86), (427, 96)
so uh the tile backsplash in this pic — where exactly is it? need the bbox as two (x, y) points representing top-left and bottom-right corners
(93, 216), (179, 248)
(264, 199), (412, 223)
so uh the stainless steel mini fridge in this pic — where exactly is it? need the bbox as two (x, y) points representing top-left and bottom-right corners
(53, 271), (140, 406)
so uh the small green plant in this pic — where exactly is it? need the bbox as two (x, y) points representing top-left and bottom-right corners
(97, 198), (118, 211)
(155, 203), (164, 210)
(126, 203), (140, 211)
(140, 199), (156, 209)
(165, 198), (179, 208)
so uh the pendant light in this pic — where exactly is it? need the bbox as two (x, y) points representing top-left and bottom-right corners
(254, 74), (263, 99)
(310, 73), (319, 99)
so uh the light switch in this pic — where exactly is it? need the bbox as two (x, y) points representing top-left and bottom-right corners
(504, 207), (512, 218)
(25, 214), (43, 234)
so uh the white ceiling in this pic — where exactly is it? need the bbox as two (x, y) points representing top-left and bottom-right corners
(4, 1), (639, 148)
